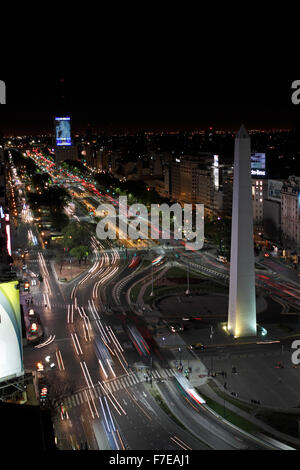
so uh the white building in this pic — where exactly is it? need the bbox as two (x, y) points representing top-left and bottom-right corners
(281, 176), (300, 251)
(228, 126), (257, 338)
(252, 178), (268, 232)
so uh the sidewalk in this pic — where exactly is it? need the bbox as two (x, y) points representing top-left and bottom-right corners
(52, 259), (91, 282)
(169, 358), (208, 387)
(198, 379), (299, 447)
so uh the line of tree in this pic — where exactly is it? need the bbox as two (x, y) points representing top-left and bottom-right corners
(94, 173), (170, 206)
(61, 159), (89, 176)
(28, 186), (71, 232)
(10, 150), (39, 177)
(61, 221), (91, 250)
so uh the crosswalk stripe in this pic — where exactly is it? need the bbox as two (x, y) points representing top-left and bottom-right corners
(78, 393), (84, 404)
(114, 381), (119, 390)
(71, 395), (77, 406)
(126, 376), (134, 385)
(132, 373), (139, 383)
(75, 394), (81, 406)
(110, 382), (116, 392)
(123, 377), (130, 387)
(120, 378), (126, 388)
(130, 374), (137, 384)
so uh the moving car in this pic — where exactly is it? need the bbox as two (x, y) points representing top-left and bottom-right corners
(189, 343), (206, 350)
(169, 323), (184, 333)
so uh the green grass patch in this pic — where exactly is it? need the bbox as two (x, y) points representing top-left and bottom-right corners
(207, 382), (300, 440)
(255, 263), (267, 271)
(165, 266), (204, 280)
(143, 282), (227, 305)
(255, 410), (300, 438)
(199, 392), (262, 434)
(276, 324), (296, 333)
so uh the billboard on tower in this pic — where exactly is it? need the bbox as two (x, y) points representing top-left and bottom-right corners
(251, 152), (266, 177)
(55, 116), (72, 146)
(0, 280), (24, 382)
(268, 179), (283, 202)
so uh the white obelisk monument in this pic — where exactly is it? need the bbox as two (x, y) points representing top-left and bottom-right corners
(227, 125), (257, 337)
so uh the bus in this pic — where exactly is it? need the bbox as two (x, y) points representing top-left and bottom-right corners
(128, 256), (140, 269)
(152, 255), (165, 267)
(127, 325), (151, 358)
(216, 255), (227, 263)
(94, 337), (115, 379)
(175, 373), (206, 406)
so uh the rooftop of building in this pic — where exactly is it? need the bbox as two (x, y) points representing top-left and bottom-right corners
(0, 401), (56, 450)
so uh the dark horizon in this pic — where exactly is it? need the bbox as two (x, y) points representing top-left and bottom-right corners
(0, 104), (299, 136)
(1, 38), (300, 134)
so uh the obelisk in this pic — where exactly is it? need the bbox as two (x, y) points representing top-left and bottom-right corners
(227, 125), (257, 337)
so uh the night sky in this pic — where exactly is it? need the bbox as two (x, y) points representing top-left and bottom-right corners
(1, 38), (300, 134)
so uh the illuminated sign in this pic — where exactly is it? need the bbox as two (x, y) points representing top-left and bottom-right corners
(0, 80), (5, 104)
(55, 117), (72, 146)
(251, 152), (266, 177)
(213, 155), (219, 190)
(6, 224), (11, 256)
(0, 280), (24, 382)
(268, 180), (283, 202)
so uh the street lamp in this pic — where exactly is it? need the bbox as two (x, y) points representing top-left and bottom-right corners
(150, 261), (154, 296)
(178, 348), (182, 368)
(186, 261), (190, 295)
(210, 325), (214, 375)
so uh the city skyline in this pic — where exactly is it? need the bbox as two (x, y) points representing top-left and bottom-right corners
(0, 104), (299, 136)
(1, 37), (300, 454)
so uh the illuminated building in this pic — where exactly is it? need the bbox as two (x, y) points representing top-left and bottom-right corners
(263, 179), (283, 242)
(0, 280), (24, 382)
(281, 176), (300, 251)
(228, 126), (257, 337)
(170, 154), (221, 217)
(53, 116), (78, 162)
(252, 178), (268, 232)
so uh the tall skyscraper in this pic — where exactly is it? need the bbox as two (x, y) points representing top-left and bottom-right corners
(54, 116), (78, 162)
(228, 126), (257, 337)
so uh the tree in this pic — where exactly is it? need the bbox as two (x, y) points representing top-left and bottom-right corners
(62, 160), (89, 176)
(205, 217), (231, 251)
(50, 210), (69, 231)
(55, 250), (65, 275)
(32, 172), (52, 188)
(70, 246), (89, 264)
(27, 186), (71, 212)
(11, 150), (38, 177)
(62, 222), (90, 249)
